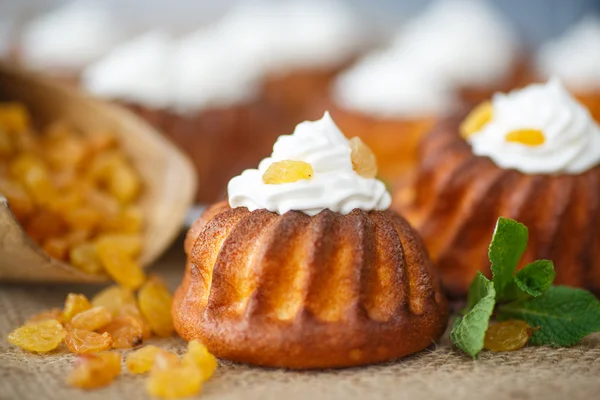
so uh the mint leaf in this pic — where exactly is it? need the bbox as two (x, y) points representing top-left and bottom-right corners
(488, 217), (528, 300)
(497, 286), (600, 346)
(450, 274), (496, 358)
(513, 260), (555, 297)
(467, 271), (492, 311)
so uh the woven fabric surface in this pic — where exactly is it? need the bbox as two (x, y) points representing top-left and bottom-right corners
(1, 238), (600, 400)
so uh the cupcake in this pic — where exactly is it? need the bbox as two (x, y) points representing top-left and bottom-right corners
(174, 112), (448, 369)
(18, 0), (125, 83)
(392, 0), (522, 105)
(536, 16), (600, 122)
(394, 79), (600, 297)
(330, 50), (456, 181)
(82, 31), (284, 203)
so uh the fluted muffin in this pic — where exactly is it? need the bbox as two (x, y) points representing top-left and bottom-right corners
(395, 80), (600, 297)
(174, 113), (448, 369)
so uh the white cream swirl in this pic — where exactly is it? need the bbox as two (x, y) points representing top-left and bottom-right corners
(392, 0), (518, 87)
(468, 79), (600, 174)
(536, 16), (600, 92)
(228, 112), (391, 216)
(332, 49), (456, 119)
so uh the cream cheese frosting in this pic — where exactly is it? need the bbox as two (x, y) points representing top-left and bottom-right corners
(467, 79), (600, 174)
(392, 0), (518, 87)
(536, 16), (600, 92)
(332, 49), (456, 118)
(228, 112), (391, 216)
(21, 0), (125, 71)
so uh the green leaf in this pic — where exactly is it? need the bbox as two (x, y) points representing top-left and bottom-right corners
(467, 271), (492, 311)
(488, 217), (528, 300)
(497, 286), (600, 346)
(450, 274), (496, 358)
(513, 260), (555, 297)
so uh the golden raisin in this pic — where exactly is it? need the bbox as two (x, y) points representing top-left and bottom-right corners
(26, 308), (64, 325)
(0, 127), (13, 156)
(505, 129), (546, 146)
(70, 306), (112, 331)
(8, 319), (66, 353)
(126, 345), (162, 374)
(67, 352), (121, 389)
(99, 316), (143, 349)
(65, 329), (113, 354)
(95, 234), (143, 258)
(69, 243), (104, 275)
(95, 238), (145, 289)
(92, 285), (136, 316)
(484, 320), (533, 352)
(101, 206), (143, 234)
(349, 137), (378, 179)
(119, 303), (153, 340)
(63, 293), (92, 322)
(42, 237), (69, 261)
(0, 103), (30, 133)
(147, 352), (203, 399)
(137, 277), (174, 337)
(182, 340), (218, 381)
(10, 154), (57, 204)
(262, 160), (314, 185)
(0, 178), (35, 220)
(460, 101), (493, 138)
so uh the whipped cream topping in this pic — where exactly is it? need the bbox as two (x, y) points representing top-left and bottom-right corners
(332, 49), (456, 118)
(217, 0), (367, 74)
(21, 0), (125, 71)
(536, 16), (600, 92)
(82, 31), (173, 109)
(467, 79), (600, 174)
(82, 29), (264, 111)
(228, 112), (391, 216)
(393, 0), (517, 87)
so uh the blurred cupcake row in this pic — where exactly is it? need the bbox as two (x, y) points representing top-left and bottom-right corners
(5, 0), (600, 203)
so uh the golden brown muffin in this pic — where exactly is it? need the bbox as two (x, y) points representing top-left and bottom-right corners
(125, 101), (285, 204)
(174, 201), (449, 369)
(394, 113), (600, 298)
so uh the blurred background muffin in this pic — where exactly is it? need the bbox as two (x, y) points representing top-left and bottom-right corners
(82, 29), (284, 204)
(330, 49), (456, 181)
(535, 16), (600, 122)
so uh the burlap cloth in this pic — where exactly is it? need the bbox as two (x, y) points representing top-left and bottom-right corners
(2, 237), (600, 400)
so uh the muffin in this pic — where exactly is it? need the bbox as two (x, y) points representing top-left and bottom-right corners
(174, 112), (449, 369)
(251, 0), (371, 121)
(17, 0), (125, 84)
(392, 0), (523, 106)
(394, 79), (600, 297)
(330, 50), (456, 181)
(536, 16), (600, 122)
(82, 31), (284, 203)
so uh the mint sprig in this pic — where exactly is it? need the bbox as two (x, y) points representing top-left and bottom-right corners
(450, 217), (600, 358)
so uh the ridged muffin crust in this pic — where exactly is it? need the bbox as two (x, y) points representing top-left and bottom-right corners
(174, 201), (448, 369)
(395, 113), (600, 297)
